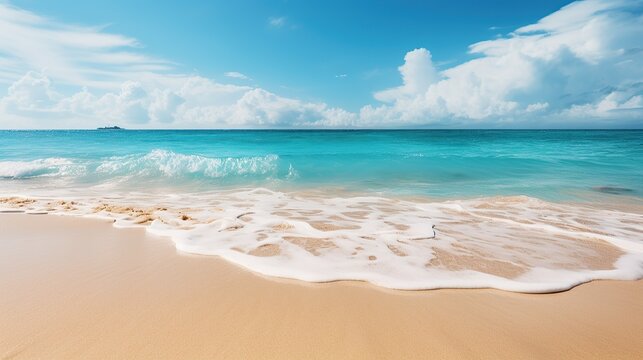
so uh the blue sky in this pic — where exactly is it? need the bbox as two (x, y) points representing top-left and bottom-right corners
(0, 0), (641, 128)
(9, 0), (571, 110)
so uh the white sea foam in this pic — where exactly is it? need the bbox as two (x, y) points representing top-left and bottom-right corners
(1, 188), (641, 293)
(0, 150), (283, 182)
(96, 149), (280, 178)
(0, 158), (84, 178)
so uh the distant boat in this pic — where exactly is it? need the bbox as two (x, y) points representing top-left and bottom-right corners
(96, 126), (124, 130)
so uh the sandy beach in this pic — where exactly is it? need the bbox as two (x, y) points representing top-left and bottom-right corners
(0, 213), (641, 359)
(2, 0), (643, 357)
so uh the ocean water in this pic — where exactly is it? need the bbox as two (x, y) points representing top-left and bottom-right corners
(1, 129), (642, 199)
(1, 130), (642, 292)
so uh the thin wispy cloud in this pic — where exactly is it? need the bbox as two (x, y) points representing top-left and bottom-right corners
(268, 16), (286, 28)
(0, 3), (171, 89)
(224, 72), (251, 80)
(0, 4), (352, 128)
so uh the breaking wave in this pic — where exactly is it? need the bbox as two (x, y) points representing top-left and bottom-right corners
(0, 150), (284, 181)
(0, 158), (84, 179)
(95, 149), (281, 179)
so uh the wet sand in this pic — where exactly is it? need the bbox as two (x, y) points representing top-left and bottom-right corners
(1, 213), (642, 359)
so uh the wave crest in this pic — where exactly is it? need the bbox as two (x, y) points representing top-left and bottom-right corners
(0, 158), (83, 179)
(0, 150), (284, 181)
(95, 149), (281, 179)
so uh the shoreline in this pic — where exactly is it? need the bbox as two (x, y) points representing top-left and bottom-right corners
(1, 213), (643, 359)
(1, 190), (642, 293)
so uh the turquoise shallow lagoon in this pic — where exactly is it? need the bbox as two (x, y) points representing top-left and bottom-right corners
(0, 130), (641, 201)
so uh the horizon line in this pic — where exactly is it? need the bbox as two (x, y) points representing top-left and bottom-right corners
(1, 128), (642, 131)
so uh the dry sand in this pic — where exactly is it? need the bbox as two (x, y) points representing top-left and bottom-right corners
(1, 213), (642, 359)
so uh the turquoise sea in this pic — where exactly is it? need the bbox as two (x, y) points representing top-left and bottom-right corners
(1, 129), (643, 292)
(0, 130), (641, 201)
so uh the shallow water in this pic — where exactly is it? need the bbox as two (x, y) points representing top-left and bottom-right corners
(1, 130), (641, 200)
(1, 130), (642, 292)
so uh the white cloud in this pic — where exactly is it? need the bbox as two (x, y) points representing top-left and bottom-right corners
(268, 16), (286, 28)
(0, 0), (642, 129)
(364, 0), (643, 126)
(1, 71), (60, 111)
(566, 91), (643, 117)
(148, 88), (185, 123)
(0, 71), (356, 128)
(0, 5), (353, 128)
(224, 71), (251, 80)
(374, 48), (439, 102)
(0, 3), (170, 89)
(179, 88), (356, 127)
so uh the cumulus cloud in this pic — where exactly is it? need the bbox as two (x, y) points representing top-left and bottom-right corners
(565, 91), (643, 117)
(364, 0), (643, 126)
(0, 4), (353, 128)
(0, 0), (642, 128)
(0, 71), (355, 128)
(1, 71), (60, 112)
(147, 88), (185, 123)
(374, 48), (439, 102)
